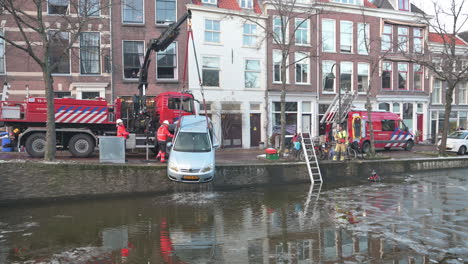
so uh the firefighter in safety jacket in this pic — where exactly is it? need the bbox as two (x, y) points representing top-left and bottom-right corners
(116, 119), (130, 139)
(333, 124), (347, 161)
(156, 120), (174, 163)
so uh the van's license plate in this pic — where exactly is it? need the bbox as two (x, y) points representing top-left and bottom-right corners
(183, 175), (199, 180)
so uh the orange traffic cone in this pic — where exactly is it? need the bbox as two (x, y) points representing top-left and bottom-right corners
(156, 151), (162, 160)
(160, 152), (166, 163)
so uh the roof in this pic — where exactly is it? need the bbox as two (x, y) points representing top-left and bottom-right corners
(428, 32), (468, 46)
(319, 0), (377, 8)
(191, 0), (262, 14)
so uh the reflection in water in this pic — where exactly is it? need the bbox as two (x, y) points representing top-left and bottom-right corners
(0, 169), (467, 263)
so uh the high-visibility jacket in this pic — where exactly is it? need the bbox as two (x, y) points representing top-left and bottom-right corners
(335, 130), (347, 144)
(117, 124), (129, 138)
(157, 125), (173, 141)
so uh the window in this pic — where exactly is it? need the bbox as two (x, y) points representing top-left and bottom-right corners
(48, 31), (70, 74)
(322, 19), (335, 52)
(202, 0), (217, 4)
(245, 59), (260, 88)
(168, 97), (194, 112)
(413, 64), (422, 91)
(340, 21), (353, 53)
(393, 102), (400, 113)
(432, 79), (442, 104)
(332, 0), (363, 4)
(123, 41), (144, 79)
(413, 28), (423, 53)
(272, 102), (297, 135)
(54, 91), (71, 98)
(295, 19), (309, 45)
(157, 42), (177, 80)
(357, 63), (369, 93)
(381, 120), (396, 131)
(205, 19), (220, 43)
(202, 56), (220, 87)
(156, 0), (176, 24)
(273, 17), (287, 44)
(379, 103), (390, 111)
(398, 0), (409, 11)
(80, 32), (100, 75)
(240, 0), (253, 9)
(382, 61), (392, 90)
(122, 0), (144, 24)
(295, 52), (309, 84)
(382, 24), (392, 52)
(340, 62), (352, 92)
(79, 0), (99, 17)
(398, 62), (408, 89)
(48, 0), (69, 15)
(0, 29), (4, 74)
(243, 23), (257, 47)
(357, 23), (369, 55)
(273, 50), (284, 83)
(322, 60), (335, 92)
(458, 82), (467, 105)
(398, 27), (408, 52)
(403, 103), (413, 130)
(82, 91), (100, 99)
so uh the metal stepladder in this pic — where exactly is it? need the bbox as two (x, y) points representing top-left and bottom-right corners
(320, 90), (358, 125)
(300, 132), (323, 184)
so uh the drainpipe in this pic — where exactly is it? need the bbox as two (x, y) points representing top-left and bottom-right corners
(109, 0), (114, 102)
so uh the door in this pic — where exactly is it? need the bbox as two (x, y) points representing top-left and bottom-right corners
(417, 114), (423, 142)
(221, 114), (242, 148)
(250, 113), (261, 147)
(302, 114), (311, 134)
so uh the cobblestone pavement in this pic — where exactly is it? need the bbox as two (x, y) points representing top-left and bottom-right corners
(0, 143), (443, 165)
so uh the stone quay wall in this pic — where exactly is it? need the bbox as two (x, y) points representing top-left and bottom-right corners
(1, 157), (467, 204)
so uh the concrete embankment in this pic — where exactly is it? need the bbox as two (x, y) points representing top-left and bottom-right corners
(1, 156), (468, 204)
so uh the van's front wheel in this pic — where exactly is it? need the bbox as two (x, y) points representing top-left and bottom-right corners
(361, 141), (370, 153)
(404, 140), (414, 151)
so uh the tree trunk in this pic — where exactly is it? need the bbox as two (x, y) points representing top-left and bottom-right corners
(279, 58), (287, 155)
(365, 85), (376, 156)
(439, 83), (454, 156)
(43, 71), (56, 161)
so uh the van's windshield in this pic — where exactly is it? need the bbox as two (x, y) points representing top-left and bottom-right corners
(173, 132), (211, 152)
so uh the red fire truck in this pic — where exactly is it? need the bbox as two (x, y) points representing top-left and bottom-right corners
(326, 109), (415, 153)
(0, 12), (195, 158)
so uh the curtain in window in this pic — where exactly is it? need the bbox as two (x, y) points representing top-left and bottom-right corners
(80, 33), (100, 74)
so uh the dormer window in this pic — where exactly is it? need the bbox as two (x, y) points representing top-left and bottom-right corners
(240, 0), (253, 9)
(202, 0), (217, 5)
(399, 0), (409, 11)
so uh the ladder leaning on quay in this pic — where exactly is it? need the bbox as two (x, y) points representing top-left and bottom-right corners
(300, 132), (323, 184)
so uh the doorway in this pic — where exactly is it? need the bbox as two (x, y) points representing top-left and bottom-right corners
(250, 113), (261, 147)
(221, 114), (242, 148)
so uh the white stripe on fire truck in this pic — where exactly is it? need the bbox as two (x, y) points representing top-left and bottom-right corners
(70, 107), (91, 123)
(63, 107), (84, 123)
(56, 106), (75, 122)
(96, 114), (107, 124)
(54, 106), (67, 120)
(78, 107), (100, 123)
(392, 132), (404, 147)
(88, 108), (107, 123)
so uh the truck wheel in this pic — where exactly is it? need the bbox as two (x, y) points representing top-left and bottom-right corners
(25, 133), (46, 158)
(404, 140), (414, 151)
(362, 141), (370, 153)
(69, 134), (95, 157)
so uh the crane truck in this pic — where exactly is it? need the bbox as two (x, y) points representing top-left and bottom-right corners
(0, 11), (194, 158)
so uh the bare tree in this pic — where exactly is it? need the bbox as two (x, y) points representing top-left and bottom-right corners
(0, 0), (112, 161)
(407, 0), (468, 155)
(233, 0), (321, 154)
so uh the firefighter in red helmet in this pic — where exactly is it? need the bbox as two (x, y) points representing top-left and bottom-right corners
(156, 120), (174, 163)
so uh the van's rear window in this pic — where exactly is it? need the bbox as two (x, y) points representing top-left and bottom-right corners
(173, 132), (211, 152)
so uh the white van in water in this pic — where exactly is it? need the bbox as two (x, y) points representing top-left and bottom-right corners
(167, 115), (218, 183)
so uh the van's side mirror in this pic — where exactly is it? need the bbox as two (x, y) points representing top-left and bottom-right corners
(167, 142), (173, 149)
(213, 143), (219, 148)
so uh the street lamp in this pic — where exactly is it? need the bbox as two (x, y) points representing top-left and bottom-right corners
(325, 63), (340, 126)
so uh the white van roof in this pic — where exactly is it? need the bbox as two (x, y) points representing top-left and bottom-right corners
(179, 115), (211, 133)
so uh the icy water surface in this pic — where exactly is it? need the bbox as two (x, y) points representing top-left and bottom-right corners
(0, 169), (467, 263)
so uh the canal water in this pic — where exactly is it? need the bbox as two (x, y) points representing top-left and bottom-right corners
(0, 169), (467, 264)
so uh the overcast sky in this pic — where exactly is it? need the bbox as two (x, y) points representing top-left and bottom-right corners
(411, 0), (468, 33)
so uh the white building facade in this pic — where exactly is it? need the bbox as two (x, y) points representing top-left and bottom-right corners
(188, 4), (268, 148)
